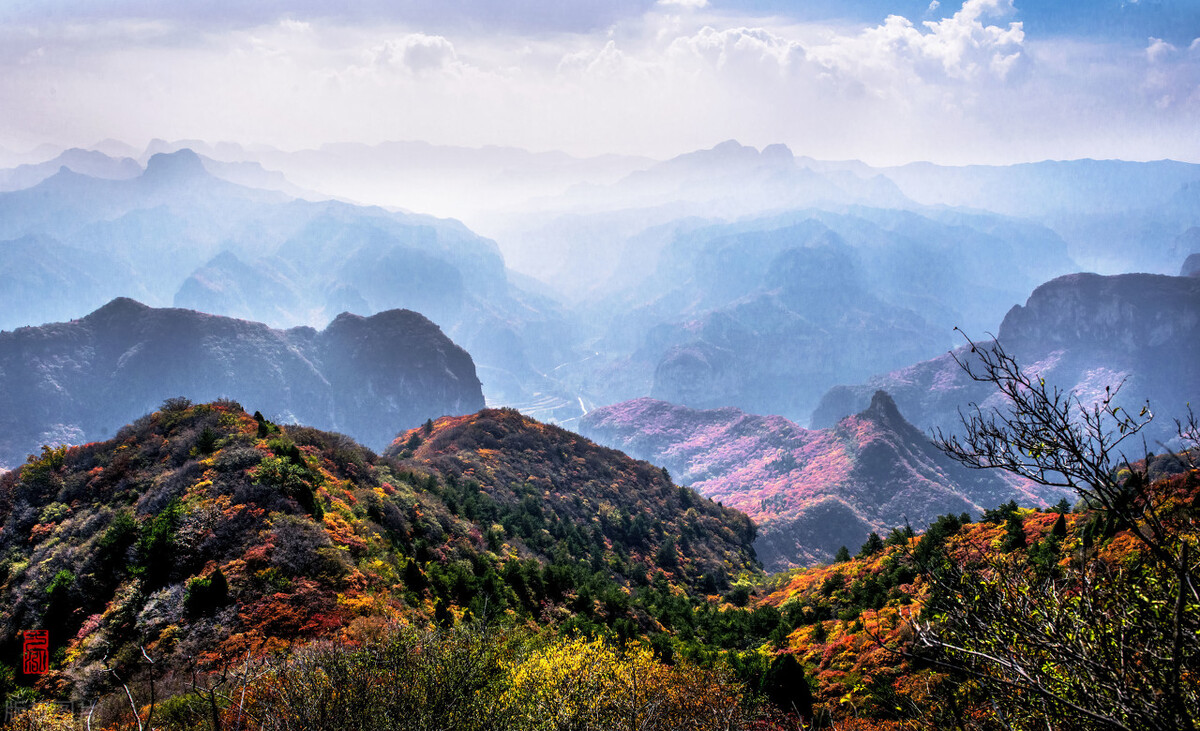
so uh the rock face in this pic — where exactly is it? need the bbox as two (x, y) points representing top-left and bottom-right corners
(0, 299), (484, 467)
(317, 309), (483, 448)
(1000, 273), (1200, 352)
(580, 393), (1042, 570)
(812, 273), (1200, 448)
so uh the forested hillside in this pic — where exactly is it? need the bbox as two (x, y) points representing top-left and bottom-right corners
(2, 384), (1195, 730)
(0, 400), (795, 729)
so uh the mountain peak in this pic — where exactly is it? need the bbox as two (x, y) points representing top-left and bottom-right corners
(326, 309), (430, 332)
(205, 249), (244, 269)
(1183, 252), (1200, 277)
(143, 148), (208, 181)
(1, 301), (486, 465)
(998, 272), (1200, 350)
(666, 139), (758, 166)
(864, 389), (901, 421)
(761, 143), (794, 162)
(75, 297), (153, 329)
(41, 165), (88, 184)
(580, 392), (1034, 569)
(86, 297), (151, 319)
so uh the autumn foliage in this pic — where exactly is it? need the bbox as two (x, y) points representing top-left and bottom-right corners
(0, 401), (778, 729)
(1, 398), (1195, 730)
(230, 624), (755, 731)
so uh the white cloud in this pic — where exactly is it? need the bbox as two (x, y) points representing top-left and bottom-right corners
(1146, 37), (1176, 62)
(368, 33), (459, 74)
(1140, 35), (1200, 112)
(667, 26), (805, 74)
(557, 39), (638, 77)
(809, 0), (1025, 86)
(279, 18), (311, 34)
(928, 1), (941, 11)
(658, 0), (708, 7)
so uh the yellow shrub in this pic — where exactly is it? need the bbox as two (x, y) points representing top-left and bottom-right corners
(4, 702), (77, 731)
(501, 637), (744, 731)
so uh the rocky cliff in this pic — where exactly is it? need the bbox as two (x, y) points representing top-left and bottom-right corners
(812, 273), (1200, 449)
(0, 299), (484, 467)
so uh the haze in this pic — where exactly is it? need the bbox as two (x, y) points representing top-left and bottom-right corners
(2, 0), (1197, 168)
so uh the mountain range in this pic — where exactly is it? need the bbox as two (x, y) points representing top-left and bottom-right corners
(565, 207), (1075, 424)
(0, 148), (580, 412)
(875, 158), (1200, 273)
(1, 139), (1197, 565)
(578, 269), (1200, 566)
(1, 135), (1197, 730)
(4, 139), (1198, 432)
(0, 299), (484, 469)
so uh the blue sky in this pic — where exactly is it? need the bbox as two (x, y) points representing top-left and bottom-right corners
(0, 0), (1197, 163)
(6, 0), (1197, 39)
(6, 0), (1197, 41)
(739, 0), (1200, 43)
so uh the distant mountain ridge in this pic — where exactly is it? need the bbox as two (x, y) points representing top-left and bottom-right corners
(492, 140), (916, 298)
(127, 136), (655, 223)
(570, 209), (1074, 424)
(0, 148), (582, 411)
(0, 148), (141, 191)
(879, 158), (1200, 217)
(0, 146), (315, 197)
(4, 139), (1195, 431)
(827, 156), (1200, 274)
(579, 392), (1043, 569)
(0, 299), (485, 468)
(0, 149), (288, 244)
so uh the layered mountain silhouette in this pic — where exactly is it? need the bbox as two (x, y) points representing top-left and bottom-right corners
(565, 209), (1073, 424)
(579, 392), (1042, 570)
(813, 272), (1200, 449)
(0, 299), (484, 468)
(0, 148), (141, 191)
(3, 139), (1194, 459)
(488, 140), (913, 297)
(0, 148), (580, 410)
(878, 158), (1200, 218)
(816, 157), (1200, 274)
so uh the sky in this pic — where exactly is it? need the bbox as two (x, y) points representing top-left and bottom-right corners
(1, 0), (1198, 165)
